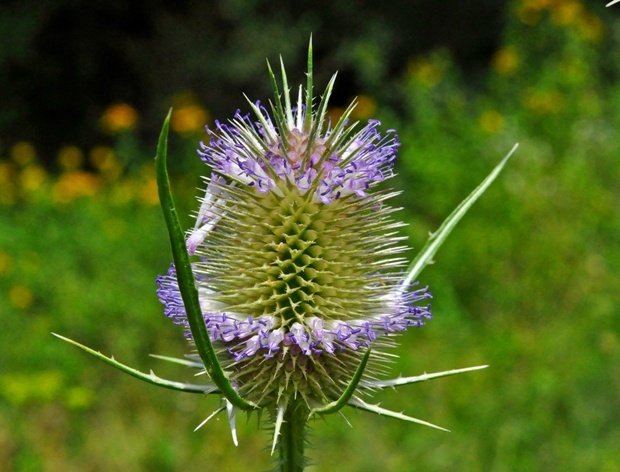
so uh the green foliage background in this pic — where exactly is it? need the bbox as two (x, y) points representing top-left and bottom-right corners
(1, 1), (619, 471)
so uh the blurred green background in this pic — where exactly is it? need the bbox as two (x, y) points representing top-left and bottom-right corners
(1, 0), (619, 470)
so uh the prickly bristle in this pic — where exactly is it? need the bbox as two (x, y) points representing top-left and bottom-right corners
(196, 177), (408, 404)
(198, 184), (407, 323)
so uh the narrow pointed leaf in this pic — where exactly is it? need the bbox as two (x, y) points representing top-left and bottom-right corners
(402, 143), (519, 288)
(155, 110), (256, 411)
(607, 0), (619, 6)
(280, 55), (294, 128)
(348, 397), (449, 432)
(266, 59), (287, 131)
(304, 36), (313, 131)
(315, 72), (337, 136)
(310, 349), (371, 416)
(304, 72), (337, 164)
(367, 365), (488, 388)
(52, 333), (217, 394)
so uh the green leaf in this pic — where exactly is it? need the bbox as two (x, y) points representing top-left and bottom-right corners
(310, 348), (371, 416)
(266, 58), (287, 135)
(155, 110), (257, 411)
(305, 99), (360, 196)
(402, 143), (519, 288)
(52, 333), (217, 394)
(348, 397), (449, 432)
(265, 58), (294, 167)
(304, 36), (314, 132)
(303, 72), (337, 165)
(280, 55), (294, 128)
(367, 365), (488, 388)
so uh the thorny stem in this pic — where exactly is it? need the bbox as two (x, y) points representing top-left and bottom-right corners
(279, 403), (309, 472)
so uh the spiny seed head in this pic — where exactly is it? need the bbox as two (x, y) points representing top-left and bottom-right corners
(156, 58), (432, 411)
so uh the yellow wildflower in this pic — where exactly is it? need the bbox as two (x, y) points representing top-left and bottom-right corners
(170, 92), (210, 135)
(19, 165), (48, 193)
(172, 105), (210, 135)
(52, 171), (101, 204)
(101, 104), (139, 134)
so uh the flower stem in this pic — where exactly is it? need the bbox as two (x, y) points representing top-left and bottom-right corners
(279, 404), (309, 472)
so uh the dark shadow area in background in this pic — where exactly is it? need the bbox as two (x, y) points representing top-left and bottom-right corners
(0, 0), (507, 165)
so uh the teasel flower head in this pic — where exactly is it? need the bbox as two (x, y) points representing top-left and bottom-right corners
(55, 40), (516, 469)
(155, 52), (435, 418)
